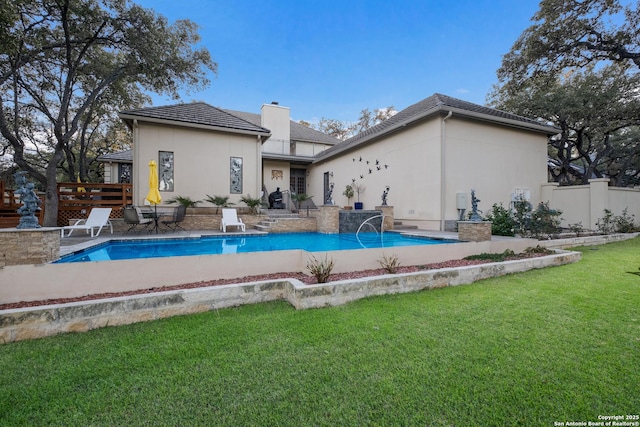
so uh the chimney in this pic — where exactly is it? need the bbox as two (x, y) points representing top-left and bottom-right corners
(261, 103), (290, 143)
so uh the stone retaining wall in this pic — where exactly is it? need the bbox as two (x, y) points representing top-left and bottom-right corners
(0, 228), (60, 267)
(0, 250), (581, 343)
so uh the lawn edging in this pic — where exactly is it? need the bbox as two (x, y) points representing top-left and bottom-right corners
(0, 250), (581, 343)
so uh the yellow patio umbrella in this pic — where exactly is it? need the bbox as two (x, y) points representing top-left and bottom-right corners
(76, 175), (86, 193)
(146, 160), (162, 232)
(145, 160), (162, 205)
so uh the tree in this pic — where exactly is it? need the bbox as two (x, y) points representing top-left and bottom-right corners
(489, 64), (640, 185)
(0, 0), (217, 226)
(302, 106), (397, 140)
(497, 0), (640, 94)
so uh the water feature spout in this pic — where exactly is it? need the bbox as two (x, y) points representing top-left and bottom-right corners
(355, 214), (385, 248)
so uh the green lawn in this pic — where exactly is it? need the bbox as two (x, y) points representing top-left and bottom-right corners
(1, 238), (639, 426)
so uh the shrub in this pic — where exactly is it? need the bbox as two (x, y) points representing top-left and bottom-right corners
(615, 208), (637, 233)
(524, 245), (554, 254)
(464, 249), (516, 262)
(567, 222), (585, 235)
(378, 253), (401, 274)
(512, 196), (533, 237)
(306, 255), (335, 283)
(528, 202), (563, 239)
(597, 208), (638, 234)
(486, 203), (516, 236)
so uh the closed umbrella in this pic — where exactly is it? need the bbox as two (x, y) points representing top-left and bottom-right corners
(146, 160), (162, 232)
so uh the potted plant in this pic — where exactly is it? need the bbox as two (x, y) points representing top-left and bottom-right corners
(353, 182), (365, 210)
(342, 185), (354, 210)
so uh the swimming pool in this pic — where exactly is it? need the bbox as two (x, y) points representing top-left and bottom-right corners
(56, 232), (458, 263)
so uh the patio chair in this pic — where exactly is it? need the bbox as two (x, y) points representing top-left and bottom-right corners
(122, 206), (153, 235)
(161, 205), (187, 232)
(221, 208), (245, 232)
(61, 207), (113, 238)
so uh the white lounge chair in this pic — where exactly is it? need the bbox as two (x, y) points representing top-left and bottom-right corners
(221, 208), (245, 232)
(61, 207), (113, 238)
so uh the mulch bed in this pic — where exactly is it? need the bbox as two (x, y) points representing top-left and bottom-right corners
(0, 254), (547, 311)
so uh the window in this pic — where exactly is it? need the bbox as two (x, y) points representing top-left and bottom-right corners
(230, 157), (243, 194)
(159, 151), (174, 191)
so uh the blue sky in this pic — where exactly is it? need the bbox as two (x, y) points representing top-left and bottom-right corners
(135, 0), (541, 123)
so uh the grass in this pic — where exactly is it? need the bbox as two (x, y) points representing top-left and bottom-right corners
(1, 238), (639, 426)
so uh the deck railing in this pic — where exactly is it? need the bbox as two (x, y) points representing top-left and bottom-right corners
(57, 182), (132, 226)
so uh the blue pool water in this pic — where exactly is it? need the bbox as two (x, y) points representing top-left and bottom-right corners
(55, 232), (458, 263)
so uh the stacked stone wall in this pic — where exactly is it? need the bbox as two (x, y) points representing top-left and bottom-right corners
(0, 228), (60, 267)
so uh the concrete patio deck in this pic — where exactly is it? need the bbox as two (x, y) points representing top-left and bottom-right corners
(3, 230), (636, 343)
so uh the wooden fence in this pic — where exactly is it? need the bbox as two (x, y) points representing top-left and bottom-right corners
(57, 182), (132, 226)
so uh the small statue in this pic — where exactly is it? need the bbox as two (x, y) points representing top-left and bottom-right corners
(469, 189), (483, 222)
(326, 183), (334, 205)
(381, 186), (390, 206)
(14, 171), (42, 229)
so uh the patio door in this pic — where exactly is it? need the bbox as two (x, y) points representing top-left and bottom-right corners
(290, 168), (306, 195)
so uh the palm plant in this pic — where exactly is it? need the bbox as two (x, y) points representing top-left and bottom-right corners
(291, 193), (313, 217)
(166, 195), (199, 208)
(240, 194), (263, 214)
(205, 194), (233, 214)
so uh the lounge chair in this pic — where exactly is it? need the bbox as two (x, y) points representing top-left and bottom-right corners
(122, 206), (153, 234)
(221, 208), (245, 232)
(161, 205), (186, 232)
(61, 207), (113, 238)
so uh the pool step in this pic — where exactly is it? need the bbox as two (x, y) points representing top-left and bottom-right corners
(393, 220), (418, 230)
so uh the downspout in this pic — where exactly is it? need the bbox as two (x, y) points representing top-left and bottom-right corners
(133, 119), (139, 204)
(257, 135), (263, 200)
(440, 111), (453, 231)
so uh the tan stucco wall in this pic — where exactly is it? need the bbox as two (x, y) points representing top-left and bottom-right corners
(444, 117), (548, 220)
(263, 160), (290, 196)
(542, 179), (640, 230)
(133, 122), (262, 206)
(309, 120), (442, 227)
(309, 116), (549, 230)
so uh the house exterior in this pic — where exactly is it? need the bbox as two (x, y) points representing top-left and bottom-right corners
(115, 102), (339, 208)
(111, 94), (560, 231)
(310, 94), (559, 230)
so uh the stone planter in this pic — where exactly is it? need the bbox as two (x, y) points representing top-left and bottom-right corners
(457, 221), (492, 242)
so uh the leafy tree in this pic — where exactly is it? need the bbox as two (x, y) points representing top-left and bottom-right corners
(302, 106), (397, 141)
(497, 0), (640, 94)
(489, 64), (640, 186)
(0, 0), (217, 226)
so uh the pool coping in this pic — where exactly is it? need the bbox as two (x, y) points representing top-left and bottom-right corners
(1, 249), (581, 343)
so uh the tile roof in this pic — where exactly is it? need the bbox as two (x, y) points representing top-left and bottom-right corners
(119, 102), (271, 135)
(314, 93), (560, 162)
(96, 149), (132, 162)
(223, 109), (341, 145)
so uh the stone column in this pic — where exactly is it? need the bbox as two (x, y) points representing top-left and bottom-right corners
(457, 221), (492, 242)
(317, 205), (340, 233)
(0, 228), (61, 267)
(375, 205), (394, 231)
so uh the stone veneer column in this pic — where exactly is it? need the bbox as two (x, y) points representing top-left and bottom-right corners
(317, 205), (340, 233)
(457, 221), (492, 242)
(375, 206), (394, 231)
(0, 228), (60, 267)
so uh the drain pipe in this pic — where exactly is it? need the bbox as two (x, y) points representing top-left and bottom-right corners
(440, 111), (453, 231)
